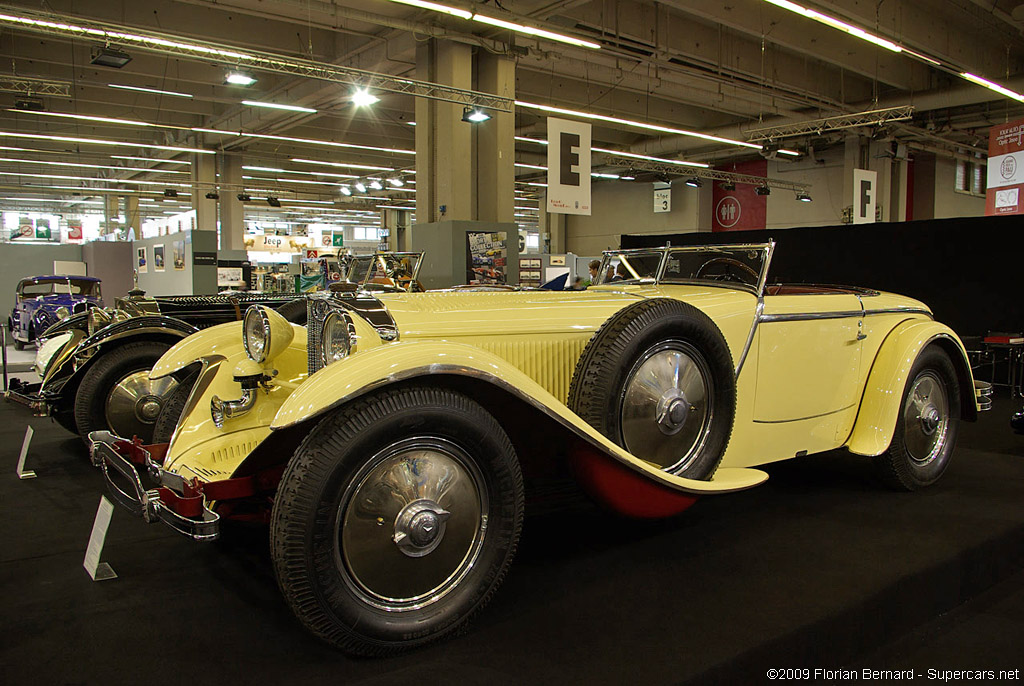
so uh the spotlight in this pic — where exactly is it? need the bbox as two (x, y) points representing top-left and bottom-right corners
(755, 185), (771, 196)
(354, 181), (367, 193)
(387, 177), (404, 187)
(684, 176), (703, 188)
(225, 71), (257, 86)
(339, 185), (352, 196)
(163, 188), (178, 198)
(90, 46), (132, 68)
(237, 193), (251, 202)
(369, 179), (383, 190)
(205, 191), (220, 200)
(267, 196), (281, 207)
(14, 98), (45, 112)
(720, 181), (736, 191)
(654, 172), (672, 184)
(350, 88), (379, 107)
(462, 106), (491, 123)
(796, 192), (813, 202)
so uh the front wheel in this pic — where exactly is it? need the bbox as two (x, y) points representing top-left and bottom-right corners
(873, 346), (961, 490)
(270, 386), (524, 656)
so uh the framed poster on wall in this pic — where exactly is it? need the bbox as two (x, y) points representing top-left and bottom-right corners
(137, 247), (148, 274)
(154, 244), (165, 271)
(172, 240), (185, 270)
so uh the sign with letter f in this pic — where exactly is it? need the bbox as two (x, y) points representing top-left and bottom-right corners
(546, 117), (592, 215)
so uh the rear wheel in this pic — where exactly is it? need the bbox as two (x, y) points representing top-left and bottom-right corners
(874, 346), (961, 490)
(271, 386), (524, 656)
(73, 341), (177, 443)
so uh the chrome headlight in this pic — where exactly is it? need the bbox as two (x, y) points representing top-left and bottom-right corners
(87, 308), (112, 336)
(242, 305), (295, 364)
(55, 306), (69, 320)
(243, 306), (271, 363)
(321, 311), (356, 367)
(34, 332), (72, 377)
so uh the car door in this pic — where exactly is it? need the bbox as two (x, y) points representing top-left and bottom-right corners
(753, 293), (863, 424)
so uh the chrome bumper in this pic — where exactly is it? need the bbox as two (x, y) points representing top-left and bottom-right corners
(87, 431), (220, 541)
(975, 380), (993, 412)
(3, 379), (50, 415)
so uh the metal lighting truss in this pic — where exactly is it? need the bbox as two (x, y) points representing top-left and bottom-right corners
(0, 5), (512, 112)
(744, 106), (915, 143)
(600, 157), (811, 192)
(0, 74), (71, 97)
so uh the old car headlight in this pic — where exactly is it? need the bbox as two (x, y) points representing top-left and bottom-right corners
(34, 332), (72, 376)
(87, 308), (111, 337)
(321, 311), (356, 367)
(55, 306), (69, 320)
(243, 305), (294, 364)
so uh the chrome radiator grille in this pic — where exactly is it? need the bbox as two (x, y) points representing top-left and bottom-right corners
(306, 296), (336, 376)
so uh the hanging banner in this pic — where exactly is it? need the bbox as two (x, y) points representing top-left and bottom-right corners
(986, 117), (1024, 215)
(35, 218), (52, 240)
(852, 169), (877, 224)
(546, 117), (591, 215)
(712, 160), (767, 232)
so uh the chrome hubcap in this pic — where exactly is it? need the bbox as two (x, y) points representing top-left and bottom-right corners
(105, 371), (178, 439)
(337, 438), (486, 610)
(620, 341), (713, 473)
(903, 372), (949, 465)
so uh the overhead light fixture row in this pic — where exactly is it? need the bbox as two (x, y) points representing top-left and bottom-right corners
(109, 83), (193, 98)
(242, 100), (317, 113)
(225, 71), (257, 86)
(0, 130), (214, 154)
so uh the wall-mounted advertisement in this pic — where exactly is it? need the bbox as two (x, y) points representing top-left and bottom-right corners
(986, 116), (1024, 215)
(172, 240), (185, 271)
(217, 267), (243, 287)
(467, 231), (507, 284)
(34, 217), (53, 240)
(68, 220), (83, 241)
(137, 247), (148, 274)
(546, 117), (592, 215)
(154, 244), (165, 272)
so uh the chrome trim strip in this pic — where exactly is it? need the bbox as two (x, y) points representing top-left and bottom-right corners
(734, 298), (764, 378)
(759, 307), (932, 323)
(752, 403), (857, 424)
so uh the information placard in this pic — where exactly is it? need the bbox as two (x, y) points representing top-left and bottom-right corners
(16, 425), (36, 479)
(83, 496), (117, 581)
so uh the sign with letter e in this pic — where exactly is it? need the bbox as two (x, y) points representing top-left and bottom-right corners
(853, 169), (877, 224)
(546, 117), (591, 215)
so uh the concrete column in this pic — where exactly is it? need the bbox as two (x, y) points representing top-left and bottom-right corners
(219, 154), (245, 252)
(124, 196), (140, 240)
(475, 52), (515, 223)
(192, 153), (217, 232)
(415, 40), (473, 224)
(842, 135), (864, 213)
(103, 196), (120, 238)
(540, 194), (567, 253)
(869, 140), (893, 222)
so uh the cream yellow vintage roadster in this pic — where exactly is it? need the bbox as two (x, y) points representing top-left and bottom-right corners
(89, 242), (988, 655)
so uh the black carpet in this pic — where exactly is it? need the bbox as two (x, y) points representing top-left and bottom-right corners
(1, 395), (1022, 685)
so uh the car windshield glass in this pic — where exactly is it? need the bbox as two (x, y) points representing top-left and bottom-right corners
(661, 247), (767, 291)
(345, 256), (375, 283)
(595, 251), (664, 284)
(20, 279), (99, 297)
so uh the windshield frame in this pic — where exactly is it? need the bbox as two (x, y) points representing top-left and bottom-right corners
(596, 242), (775, 296)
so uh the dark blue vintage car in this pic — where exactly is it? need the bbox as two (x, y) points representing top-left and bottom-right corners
(8, 275), (102, 349)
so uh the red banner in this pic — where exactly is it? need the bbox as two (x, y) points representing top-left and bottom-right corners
(986, 116), (1024, 215)
(712, 159), (767, 231)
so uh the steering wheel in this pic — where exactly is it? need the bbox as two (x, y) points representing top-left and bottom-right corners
(695, 257), (759, 284)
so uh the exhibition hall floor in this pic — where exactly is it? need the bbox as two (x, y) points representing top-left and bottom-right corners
(1, 396), (1021, 684)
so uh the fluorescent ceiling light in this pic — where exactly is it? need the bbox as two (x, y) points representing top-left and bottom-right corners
(0, 170), (190, 186)
(354, 181), (367, 193)
(778, 149), (801, 156)
(591, 172), (621, 179)
(351, 88), (380, 107)
(516, 101), (760, 150)
(376, 205), (416, 210)
(109, 83), (193, 98)
(471, 14), (599, 49)
(369, 180), (383, 190)
(9, 109), (153, 127)
(290, 158), (396, 171)
(959, 72), (1024, 103)
(762, 0), (901, 52)
(243, 165), (286, 173)
(226, 72), (257, 86)
(194, 129), (413, 155)
(242, 165), (357, 179)
(0, 157), (187, 174)
(111, 155), (191, 165)
(515, 162), (547, 170)
(389, 0), (471, 19)
(591, 146), (710, 168)
(0, 145), (62, 154)
(242, 100), (317, 113)
(387, 177), (404, 187)
(339, 186), (352, 195)
(0, 131), (214, 154)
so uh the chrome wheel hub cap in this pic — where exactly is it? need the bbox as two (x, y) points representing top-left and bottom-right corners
(904, 372), (949, 465)
(621, 342), (714, 473)
(105, 371), (178, 438)
(393, 499), (450, 557)
(337, 438), (486, 610)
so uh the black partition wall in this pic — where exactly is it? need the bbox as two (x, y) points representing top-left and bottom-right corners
(622, 216), (1024, 337)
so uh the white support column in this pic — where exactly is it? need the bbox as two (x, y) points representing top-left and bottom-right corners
(219, 154), (245, 252)
(124, 196), (140, 240)
(192, 153), (217, 232)
(103, 196), (120, 239)
(475, 52), (515, 224)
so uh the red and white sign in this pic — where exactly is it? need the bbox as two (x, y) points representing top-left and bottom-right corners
(68, 221), (83, 241)
(712, 159), (767, 232)
(305, 249), (319, 260)
(986, 116), (1024, 215)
